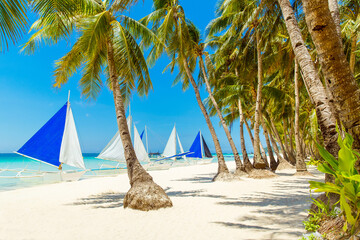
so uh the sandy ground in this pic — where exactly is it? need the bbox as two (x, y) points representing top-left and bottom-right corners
(0, 162), (323, 240)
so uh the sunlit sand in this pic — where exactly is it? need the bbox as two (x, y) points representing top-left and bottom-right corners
(0, 161), (322, 240)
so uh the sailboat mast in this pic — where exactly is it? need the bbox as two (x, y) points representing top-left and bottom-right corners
(145, 125), (149, 153)
(174, 124), (177, 154)
(200, 130), (204, 158)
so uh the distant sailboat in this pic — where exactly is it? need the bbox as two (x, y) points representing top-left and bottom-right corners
(97, 111), (171, 171)
(14, 92), (86, 181)
(187, 131), (213, 165)
(160, 125), (190, 166)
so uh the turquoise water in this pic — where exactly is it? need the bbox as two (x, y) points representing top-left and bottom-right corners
(0, 153), (243, 192)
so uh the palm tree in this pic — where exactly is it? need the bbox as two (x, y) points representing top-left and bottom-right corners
(0, 0), (28, 51)
(143, 0), (232, 181)
(302, 0), (360, 151)
(24, 0), (172, 211)
(277, 0), (339, 159)
(199, 51), (245, 174)
(294, 60), (307, 173)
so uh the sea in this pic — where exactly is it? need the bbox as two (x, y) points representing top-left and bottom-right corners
(0, 153), (244, 192)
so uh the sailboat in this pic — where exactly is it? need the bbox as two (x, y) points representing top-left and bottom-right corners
(159, 125), (190, 167)
(187, 131), (213, 165)
(14, 92), (86, 182)
(133, 124), (171, 171)
(93, 116), (131, 175)
(97, 111), (171, 172)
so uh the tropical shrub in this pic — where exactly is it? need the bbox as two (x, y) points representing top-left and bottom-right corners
(309, 128), (360, 234)
(303, 198), (338, 232)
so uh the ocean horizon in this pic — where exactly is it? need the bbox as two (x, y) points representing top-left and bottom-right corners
(0, 153), (249, 192)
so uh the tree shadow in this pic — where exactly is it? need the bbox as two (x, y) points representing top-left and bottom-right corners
(172, 173), (214, 183)
(70, 191), (126, 208)
(213, 221), (275, 230)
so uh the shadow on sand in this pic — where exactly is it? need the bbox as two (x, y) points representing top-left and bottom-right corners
(172, 173), (214, 183)
(70, 192), (126, 208)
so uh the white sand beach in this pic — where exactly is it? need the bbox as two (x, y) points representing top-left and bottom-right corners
(0, 162), (323, 240)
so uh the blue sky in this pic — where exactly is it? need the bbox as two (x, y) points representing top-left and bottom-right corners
(0, 0), (265, 153)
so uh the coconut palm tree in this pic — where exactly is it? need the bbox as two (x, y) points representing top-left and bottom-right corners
(278, 0), (339, 159)
(143, 0), (232, 181)
(0, 0), (28, 51)
(23, 0), (172, 211)
(294, 60), (307, 173)
(302, 0), (360, 151)
(199, 51), (245, 174)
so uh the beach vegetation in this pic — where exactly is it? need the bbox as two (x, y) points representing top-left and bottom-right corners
(310, 128), (360, 235)
(23, 0), (172, 211)
(0, 0), (28, 51)
(142, 0), (233, 181)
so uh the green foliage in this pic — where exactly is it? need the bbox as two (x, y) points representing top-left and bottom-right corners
(24, 0), (156, 101)
(303, 198), (338, 232)
(300, 233), (323, 240)
(309, 128), (360, 234)
(307, 157), (322, 166)
(0, 0), (28, 51)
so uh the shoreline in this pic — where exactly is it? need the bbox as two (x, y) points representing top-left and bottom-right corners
(0, 161), (323, 240)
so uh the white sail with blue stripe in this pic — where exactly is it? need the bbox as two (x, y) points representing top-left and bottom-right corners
(15, 94), (85, 170)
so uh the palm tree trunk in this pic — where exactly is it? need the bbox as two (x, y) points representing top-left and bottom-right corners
(328, 0), (342, 38)
(199, 57), (244, 173)
(294, 60), (307, 172)
(283, 120), (296, 165)
(253, 28), (267, 169)
(238, 98), (253, 172)
(269, 118), (290, 163)
(106, 40), (172, 211)
(302, 0), (360, 151)
(245, 120), (267, 163)
(260, 113), (277, 171)
(268, 132), (282, 164)
(278, 0), (339, 157)
(350, 33), (357, 74)
(181, 58), (230, 179)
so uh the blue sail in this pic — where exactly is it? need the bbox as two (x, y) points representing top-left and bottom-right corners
(16, 103), (68, 167)
(187, 131), (202, 158)
(140, 130), (145, 140)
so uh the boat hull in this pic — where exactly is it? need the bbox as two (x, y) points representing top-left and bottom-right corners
(189, 158), (213, 165)
(144, 162), (171, 171)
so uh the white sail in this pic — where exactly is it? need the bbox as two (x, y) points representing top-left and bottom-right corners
(97, 117), (131, 162)
(162, 126), (177, 159)
(59, 104), (85, 169)
(177, 133), (186, 160)
(134, 124), (150, 163)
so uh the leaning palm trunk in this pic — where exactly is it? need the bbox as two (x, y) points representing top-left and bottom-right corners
(244, 120), (267, 162)
(294, 60), (307, 172)
(269, 119), (291, 163)
(260, 113), (277, 171)
(302, 0), (360, 151)
(106, 40), (172, 210)
(253, 28), (267, 169)
(238, 99), (253, 173)
(283, 120), (296, 165)
(181, 58), (230, 180)
(199, 57), (244, 174)
(350, 33), (357, 74)
(328, 0), (342, 39)
(278, 0), (339, 157)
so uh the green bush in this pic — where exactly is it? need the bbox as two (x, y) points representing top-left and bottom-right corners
(309, 127), (360, 234)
